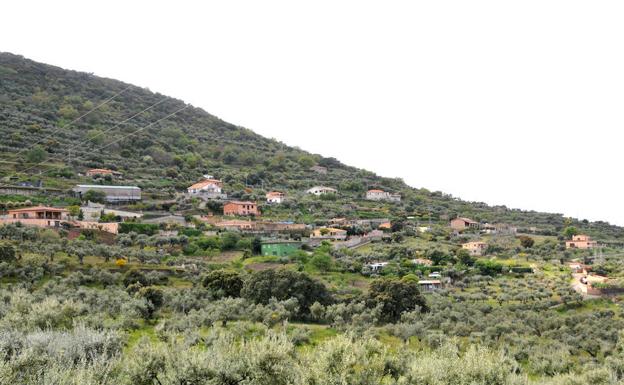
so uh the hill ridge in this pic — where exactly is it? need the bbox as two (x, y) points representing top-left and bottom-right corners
(0, 51), (622, 239)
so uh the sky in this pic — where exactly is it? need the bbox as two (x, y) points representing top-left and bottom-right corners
(3, 1), (624, 225)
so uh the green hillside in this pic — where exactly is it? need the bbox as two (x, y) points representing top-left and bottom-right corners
(0, 51), (622, 239)
(4, 53), (624, 384)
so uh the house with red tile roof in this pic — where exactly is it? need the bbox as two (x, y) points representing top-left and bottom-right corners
(187, 178), (226, 199)
(0, 206), (69, 228)
(566, 235), (598, 249)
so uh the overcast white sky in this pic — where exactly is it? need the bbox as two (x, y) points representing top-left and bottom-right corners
(3, 1), (624, 224)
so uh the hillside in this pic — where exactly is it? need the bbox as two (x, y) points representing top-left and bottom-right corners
(0, 51), (622, 239)
(5, 52), (624, 384)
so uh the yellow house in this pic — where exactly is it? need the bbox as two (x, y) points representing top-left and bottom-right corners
(310, 227), (347, 241)
(462, 241), (488, 256)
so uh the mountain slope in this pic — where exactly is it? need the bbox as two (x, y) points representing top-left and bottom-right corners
(0, 52), (622, 239)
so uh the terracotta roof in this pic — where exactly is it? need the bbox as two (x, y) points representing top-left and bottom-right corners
(266, 191), (284, 197)
(87, 168), (113, 173)
(8, 205), (69, 212)
(188, 179), (222, 190)
(367, 189), (385, 193)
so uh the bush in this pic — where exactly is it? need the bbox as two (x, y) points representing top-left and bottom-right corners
(119, 223), (159, 236)
(123, 270), (148, 287)
(475, 260), (504, 276)
(202, 270), (244, 298)
(366, 277), (428, 323)
(0, 243), (16, 262)
(241, 269), (332, 317)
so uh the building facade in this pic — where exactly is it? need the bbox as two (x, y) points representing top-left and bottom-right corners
(223, 201), (259, 216)
(306, 186), (337, 196)
(365, 189), (401, 202)
(215, 220), (256, 231)
(462, 241), (488, 256)
(266, 191), (285, 204)
(566, 235), (598, 249)
(310, 227), (347, 240)
(187, 179), (226, 199)
(418, 280), (442, 292)
(450, 217), (480, 231)
(1, 206), (69, 228)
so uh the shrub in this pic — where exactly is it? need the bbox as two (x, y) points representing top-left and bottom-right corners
(241, 269), (332, 317)
(366, 277), (428, 323)
(119, 223), (159, 236)
(202, 270), (244, 298)
(0, 243), (16, 262)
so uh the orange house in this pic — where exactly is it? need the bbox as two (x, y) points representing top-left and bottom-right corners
(566, 235), (598, 249)
(450, 217), (480, 231)
(223, 201), (259, 216)
(1, 206), (69, 228)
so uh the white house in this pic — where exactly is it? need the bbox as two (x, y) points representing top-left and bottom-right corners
(266, 191), (285, 204)
(365, 262), (389, 273)
(306, 186), (337, 196)
(187, 177), (226, 199)
(365, 189), (401, 202)
(366, 189), (387, 200)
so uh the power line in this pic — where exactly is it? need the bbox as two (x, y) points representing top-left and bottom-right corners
(20, 105), (189, 178)
(14, 85), (132, 157)
(95, 105), (189, 152)
(14, 98), (168, 176)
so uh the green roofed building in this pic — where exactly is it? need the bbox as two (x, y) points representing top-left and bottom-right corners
(261, 240), (302, 257)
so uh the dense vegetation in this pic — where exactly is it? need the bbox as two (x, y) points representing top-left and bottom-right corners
(1, 224), (624, 384)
